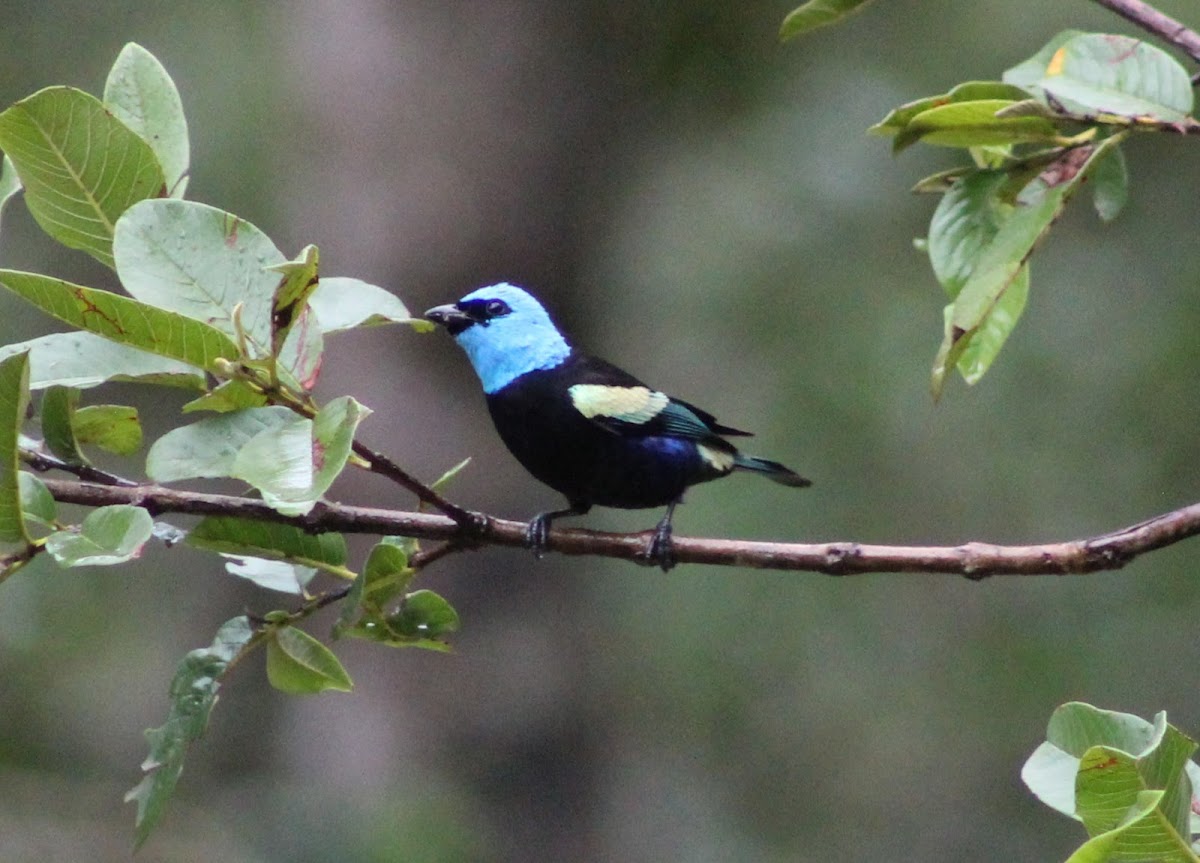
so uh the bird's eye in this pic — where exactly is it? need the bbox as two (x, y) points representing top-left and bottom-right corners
(485, 300), (511, 317)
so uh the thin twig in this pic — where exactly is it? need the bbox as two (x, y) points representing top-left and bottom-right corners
(21, 448), (139, 487)
(1092, 0), (1200, 68)
(36, 477), (1200, 578)
(350, 439), (485, 530)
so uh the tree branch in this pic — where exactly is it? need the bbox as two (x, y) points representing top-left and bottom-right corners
(1093, 0), (1200, 68)
(37, 477), (1200, 578)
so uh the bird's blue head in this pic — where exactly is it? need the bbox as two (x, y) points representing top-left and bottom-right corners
(425, 283), (572, 393)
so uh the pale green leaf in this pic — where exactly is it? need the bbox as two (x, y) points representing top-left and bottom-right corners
(308, 277), (419, 333)
(112, 199), (286, 356)
(278, 307), (324, 390)
(103, 43), (190, 197)
(0, 87), (164, 268)
(309, 396), (370, 501)
(146, 406), (295, 482)
(1023, 702), (1200, 861)
(0, 270), (240, 373)
(44, 504), (153, 566)
(0, 331), (204, 390)
(1005, 31), (1195, 122)
(229, 414), (314, 514)
(222, 557), (316, 594)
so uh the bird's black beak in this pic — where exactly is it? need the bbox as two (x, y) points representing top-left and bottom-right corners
(424, 303), (475, 336)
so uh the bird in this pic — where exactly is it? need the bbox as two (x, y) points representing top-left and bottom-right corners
(425, 283), (810, 570)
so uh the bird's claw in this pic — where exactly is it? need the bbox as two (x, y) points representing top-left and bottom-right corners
(646, 520), (676, 572)
(525, 513), (550, 558)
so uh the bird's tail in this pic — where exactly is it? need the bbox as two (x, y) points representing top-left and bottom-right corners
(733, 454), (811, 487)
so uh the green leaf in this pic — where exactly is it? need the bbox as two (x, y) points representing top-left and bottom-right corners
(389, 589), (460, 640)
(871, 81), (1034, 138)
(146, 406), (295, 482)
(926, 170), (1031, 390)
(268, 244), (321, 356)
(112, 199), (286, 356)
(362, 539), (414, 604)
(103, 43), (190, 197)
(0, 86), (165, 268)
(0, 155), (22, 236)
(0, 352), (31, 546)
(188, 515), (347, 567)
(895, 99), (1063, 151)
(266, 626), (353, 694)
(953, 266), (1028, 385)
(333, 538), (415, 639)
(779, 0), (873, 40)
(1003, 30), (1088, 91)
(430, 457), (471, 494)
(308, 277), (421, 333)
(1091, 144), (1128, 223)
(0, 270), (240, 373)
(189, 515), (345, 592)
(71, 404), (142, 455)
(126, 615), (255, 849)
(1004, 32), (1195, 123)
(0, 331), (204, 390)
(44, 504), (153, 566)
(1075, 750), (1195, 861)
(40, 385), (85, 464)
(181, 379), (268, 414)
(345, 584), (459, 652)
(931, 136), (1123, 397)
(1022, 702), (1200, 862)
(18, 472), (56, 526)
(1062, 792), (1164, 863)
(928, 171), (1012, 296)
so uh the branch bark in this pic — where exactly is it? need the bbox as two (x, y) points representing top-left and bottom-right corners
(1093, 0), (1200, 68)
(38, 477), (1200, 578)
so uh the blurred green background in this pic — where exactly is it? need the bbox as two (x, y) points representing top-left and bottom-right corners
(2, 1), (1200, 860)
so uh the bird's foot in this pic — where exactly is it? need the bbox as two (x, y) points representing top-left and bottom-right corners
(646, 520), (676, 572)
(525, 513), (552, 559)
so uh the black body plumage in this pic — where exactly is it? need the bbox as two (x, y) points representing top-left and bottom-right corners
(426, 283), (809, 569)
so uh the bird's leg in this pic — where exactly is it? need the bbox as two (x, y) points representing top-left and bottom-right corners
(525, 501), (591, 558)
(647, 500), (679, 572)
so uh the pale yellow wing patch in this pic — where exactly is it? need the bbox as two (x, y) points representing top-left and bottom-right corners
(696, 442), (736, 473)
(569, 384), (669, 425)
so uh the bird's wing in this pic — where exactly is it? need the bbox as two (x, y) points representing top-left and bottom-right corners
(568, 383), (749, 440)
